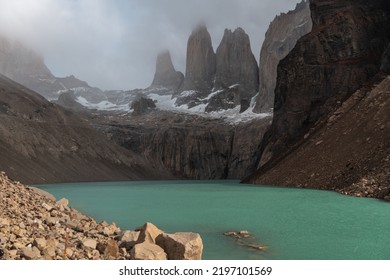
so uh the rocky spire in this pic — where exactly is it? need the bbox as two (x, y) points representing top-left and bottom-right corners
(150, 50), (184, 91)
(180, 24), (216, 92)
(215, 27), (259, 96)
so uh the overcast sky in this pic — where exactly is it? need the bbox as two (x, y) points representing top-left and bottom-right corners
(0, 0), (302, 90)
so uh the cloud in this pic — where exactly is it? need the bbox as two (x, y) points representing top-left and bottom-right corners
(0, 0), (301, 90)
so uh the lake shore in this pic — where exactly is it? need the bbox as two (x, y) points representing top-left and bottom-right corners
(0, 171), (202, 260)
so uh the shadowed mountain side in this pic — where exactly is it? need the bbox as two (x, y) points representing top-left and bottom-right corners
(244, 75), (390, 200)
(0, 74), (172, 184)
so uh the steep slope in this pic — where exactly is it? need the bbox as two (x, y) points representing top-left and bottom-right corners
(245, 0), (390, 199)
(245, 75), (390, 200)
(0, 74), (171, 184)
(253, 0), (312, 113)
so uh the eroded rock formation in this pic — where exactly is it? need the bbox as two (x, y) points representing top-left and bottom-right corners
(150, 51), (184, 91)
(253, 0), (312, 113)
(180, 25), (216, 92)
(215, 28), (259, 106)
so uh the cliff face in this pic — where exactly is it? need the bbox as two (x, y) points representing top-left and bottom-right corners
(95, 111), (271, 180)
(257, 0), (390, 167)
(245, 0), (390, 199)
(253, 0), (312, 113)
(0, 74), (171, 184)
(150, 51), (184, 91)
(180, 25), (216, 92)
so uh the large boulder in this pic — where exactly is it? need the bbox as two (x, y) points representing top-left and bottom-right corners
(118, 230), (140, 250)
(156, 232), (203, 260)
(130, 242), (167, 260)
(136, 222), (164, 244)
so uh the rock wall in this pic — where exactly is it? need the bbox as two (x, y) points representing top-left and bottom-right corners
(253, 0), (312, 113)
(97, 111), (271, 180)
(255, 0), (390, 168)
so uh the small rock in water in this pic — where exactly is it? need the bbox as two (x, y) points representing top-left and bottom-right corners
(247, 243), (268, 251)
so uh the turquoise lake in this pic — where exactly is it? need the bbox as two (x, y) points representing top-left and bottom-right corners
(37, 180), (390, 260)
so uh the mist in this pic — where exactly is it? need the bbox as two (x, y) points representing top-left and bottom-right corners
(0, 0), (301, 90)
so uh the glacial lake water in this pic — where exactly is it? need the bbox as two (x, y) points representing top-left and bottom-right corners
(37, 180), (390, 260)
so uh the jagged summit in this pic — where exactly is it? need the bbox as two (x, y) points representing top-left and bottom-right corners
(150, 50), (184, 91)
(215, 27), (259, 95)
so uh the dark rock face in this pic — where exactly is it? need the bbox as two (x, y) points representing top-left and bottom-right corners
(131, 97), (156, 116)
(381, 43), (390, 73)
(150, 51), (184, 91)
(215, 28), (259, 102)
(95, 111), (271, 180)
(0, 74), (172, 184)
(253, 0), (312, 113)
(180, 25), (216, 92)
(255, 0), (390, 168)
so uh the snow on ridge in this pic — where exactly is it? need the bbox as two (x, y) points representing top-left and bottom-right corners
(76, 96), (131, 111)
(72, 90), (271, 123)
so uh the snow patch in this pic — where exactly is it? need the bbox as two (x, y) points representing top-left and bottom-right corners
(76, 96), (131, 111)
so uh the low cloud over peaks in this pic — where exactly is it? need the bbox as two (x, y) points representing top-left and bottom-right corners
(0, 0), (300, 90)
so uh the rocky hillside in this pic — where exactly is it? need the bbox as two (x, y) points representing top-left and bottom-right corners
(0, 74), (171, 184)
(0, 172), (203, 260)
(245, 0), (390, 200)
(253, 0), (312, 113)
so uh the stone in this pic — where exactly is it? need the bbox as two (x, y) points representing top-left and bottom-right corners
(131, 97), (156, 116)
(130, 242), (167, 260)
(136, 222), (164, 244)
(119, 230), (139, 250)
(247, 243), (268, 251)
(83, 239), (97, 250)
(56, 198), (69, 207)
(104, 239), (119, 260)
(155, 232), (203, 260)
(42, 203), (54, 212)
(21, 246), (42, 260)
(33, 238), (46, 251)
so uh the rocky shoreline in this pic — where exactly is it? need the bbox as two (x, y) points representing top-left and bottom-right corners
(0, 172), (203, 260)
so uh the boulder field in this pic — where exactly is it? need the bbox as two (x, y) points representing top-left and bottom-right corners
(0, 172), (203, 260)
